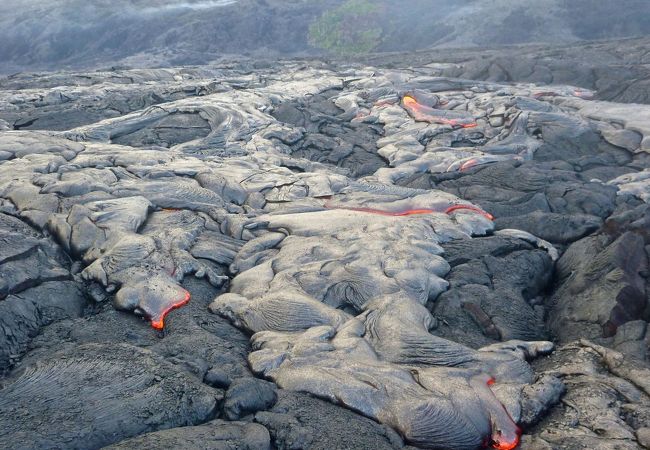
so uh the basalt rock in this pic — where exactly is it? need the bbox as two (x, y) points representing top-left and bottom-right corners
(104, 420), (272, 450)
(523, 340), (650, 449)
(0, 343), (219, 450)
(1, 57), (650, 450)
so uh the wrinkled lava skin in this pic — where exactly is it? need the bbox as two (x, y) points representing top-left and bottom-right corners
(1, 55), (650, 450)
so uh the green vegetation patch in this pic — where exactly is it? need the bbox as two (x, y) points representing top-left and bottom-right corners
(308, 0), (384, 55)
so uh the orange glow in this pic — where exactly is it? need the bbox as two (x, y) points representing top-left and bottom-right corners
(402, 95), (477, 128)
(491, 434), (520, 450)
(150, 290), (191, 330)
(460, 158), (479, 171)
(394, 209), (437, 216)
(490, 402), (522, 450)
(325, 203), (494, 221)
(472, 374), (521, 450)
(444, 204), (494, 221)
(403, 95), (418, 107)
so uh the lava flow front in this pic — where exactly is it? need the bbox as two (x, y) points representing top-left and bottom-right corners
(150, 290), (191, 330)
(402, 95), (478, 128)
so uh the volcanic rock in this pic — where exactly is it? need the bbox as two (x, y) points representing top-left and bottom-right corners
(104, 420), (272, 450)
(223, 377), (278, 420)
(0, 53), (649, 450)
(0, 343), (219, 450)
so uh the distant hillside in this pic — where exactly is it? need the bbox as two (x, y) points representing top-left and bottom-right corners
(1, 0), (649, 73)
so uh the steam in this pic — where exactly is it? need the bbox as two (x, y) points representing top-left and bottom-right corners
(140, 0), (238, 14)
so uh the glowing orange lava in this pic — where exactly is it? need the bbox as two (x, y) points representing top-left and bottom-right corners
(572, 89), (594, 99)
(491, 434), (520, 450)
(150, 290), (191, 330)
(325, 203), (494, 221)
(474, 374), (521, 450)
(444, 204), (494, 221)
(402, 95), (419, 107)
(402, 95), (477, 128)
(490, 395), (522, 450)
(460, 158), (480, 171)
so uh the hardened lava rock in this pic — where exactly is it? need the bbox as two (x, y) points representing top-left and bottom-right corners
(0, 343), (219, 450)
(103, 420), (272, 450)
(0, 58), (649, 449)
(210, 201), (561, 449)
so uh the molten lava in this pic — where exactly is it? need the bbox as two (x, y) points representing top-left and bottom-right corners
(324, 203), (494, 221)
(485, 377), (522, 450)
(402, 95), (477, 128)
(491, 434), (520, 450)
(444, 204), (494, 221)
(460, 158), (480, 172)
(150, 290), (191, 330)
(490, 413), (522, 450)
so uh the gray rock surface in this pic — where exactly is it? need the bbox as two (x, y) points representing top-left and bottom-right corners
(223, 377), (278, 420)
(0, 54), (649, 449)
(361, 36), (650, 104)
(0, 343), (219, 450)
(104, 420), (272, 450)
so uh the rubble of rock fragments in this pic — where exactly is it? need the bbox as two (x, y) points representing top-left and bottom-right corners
(0, 55), (649, 450)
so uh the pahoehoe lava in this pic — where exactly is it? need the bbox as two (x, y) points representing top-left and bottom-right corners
(1, 53), (649, 450)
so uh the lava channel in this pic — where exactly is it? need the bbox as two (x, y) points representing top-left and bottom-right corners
(150, 290), (191, 330)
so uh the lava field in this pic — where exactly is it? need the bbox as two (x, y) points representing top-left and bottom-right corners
(0, 59), (649, 449)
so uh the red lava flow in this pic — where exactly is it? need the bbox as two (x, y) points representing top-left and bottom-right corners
(490, 409), (522, 450)
(150, 290), (191, 330)
(325, 203), (494, 221)
(479, 376), (521, 450)
(402, 95), (477, 128)
(460, 158), (480, 171)
(491, 434), (520, 450)
(490, 394), (522, 450)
